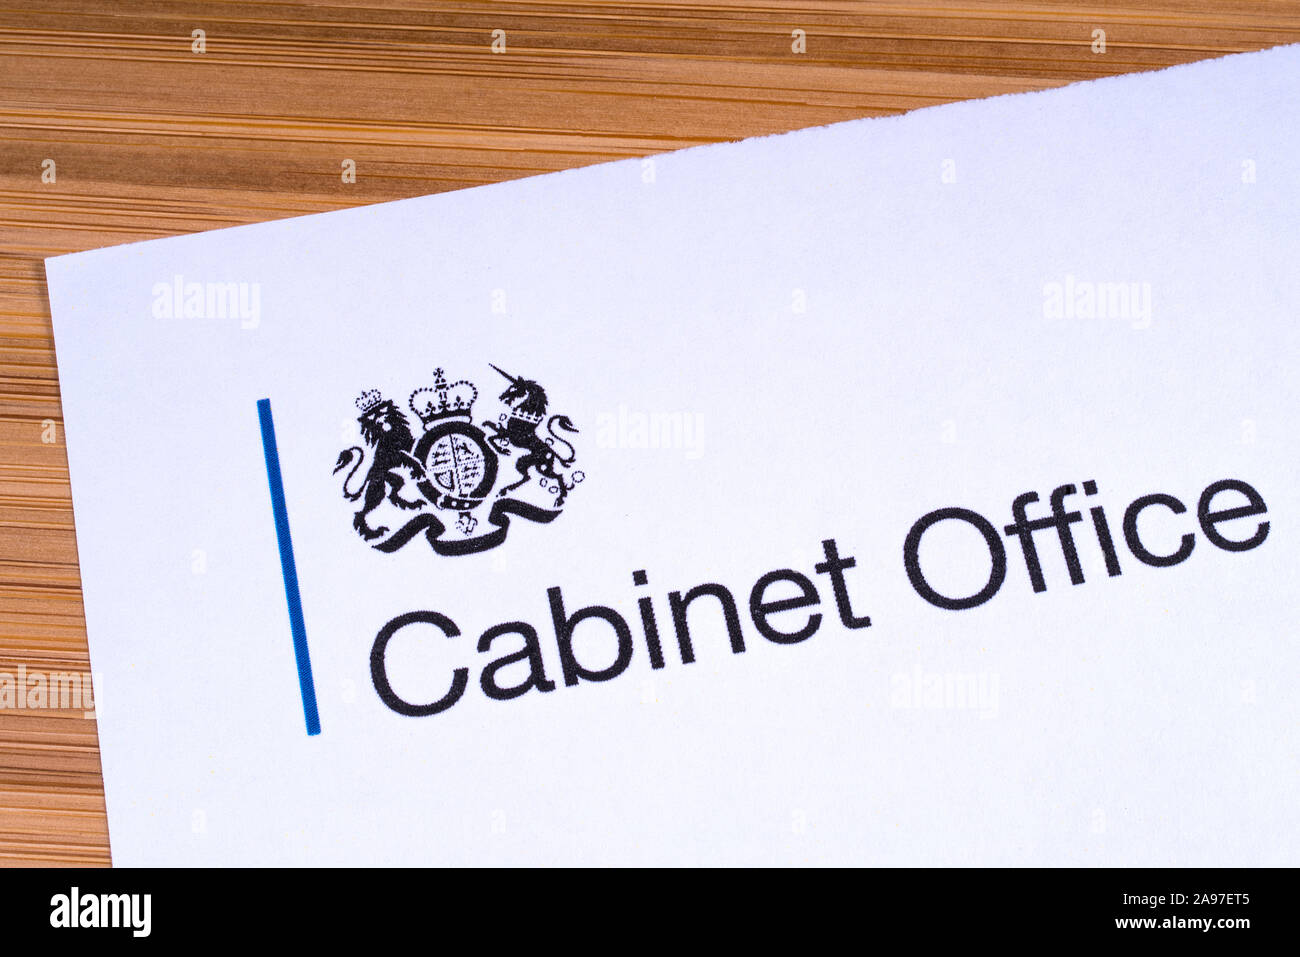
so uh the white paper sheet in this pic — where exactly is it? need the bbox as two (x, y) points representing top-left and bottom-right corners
(44, 45), (1300, 865)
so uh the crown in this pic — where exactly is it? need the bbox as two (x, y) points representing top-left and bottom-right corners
(508, 407), (543, 425)
(410, 368), (478, 428)
(356, 388), (384, 413)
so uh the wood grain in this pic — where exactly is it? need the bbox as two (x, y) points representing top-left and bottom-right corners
(1, 1), (1297, 866)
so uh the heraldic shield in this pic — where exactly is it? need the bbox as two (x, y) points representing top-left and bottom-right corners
(333, 364), (584, 556)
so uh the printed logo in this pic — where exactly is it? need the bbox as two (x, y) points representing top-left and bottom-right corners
(334, 364), (583, 555)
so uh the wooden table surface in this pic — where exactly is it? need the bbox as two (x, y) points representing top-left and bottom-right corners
(1, 1), (1297, 866)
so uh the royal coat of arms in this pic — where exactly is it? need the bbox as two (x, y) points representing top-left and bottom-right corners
(333, 364), (584, 555)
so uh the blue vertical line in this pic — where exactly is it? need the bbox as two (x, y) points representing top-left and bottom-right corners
(257, 398), (321, 736)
